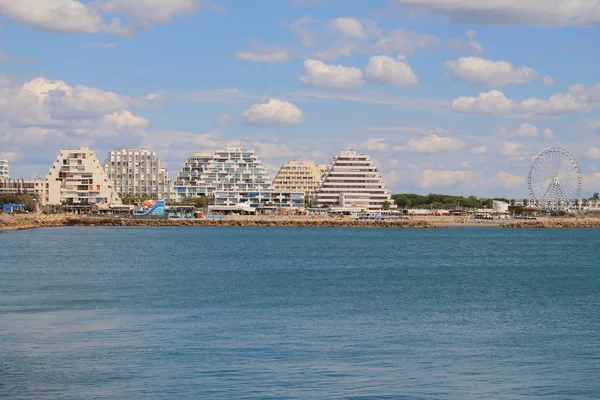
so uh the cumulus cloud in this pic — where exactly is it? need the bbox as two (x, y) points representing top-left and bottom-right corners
(445, 57), (537, 87)
(235, 40), (291, 63)
(242, 97), (304, 126)
(397, 134), (465, 153)
(371, 29), (440, 54)
(0, 76), (150, 126)
(352, 138), (389, 152)
(498, 123), (539, 138)
(470, 146), (487, 154)
(543, 128), (554, 139)
(364, 55), (419, 87)
(466, 30), (484, 54)
(451, 85), (600, 117)
(329, 17), (366, 38)
(485, 171), (526, 189)
(500, 142), (528, 157)
(300, 59), (364, 90)
(416, 169), (473, 188)
(587, 147), (600, 160)
(0, 0), (214, 36)
(396, 0), (600, 27)
(542, 75), (556, 86)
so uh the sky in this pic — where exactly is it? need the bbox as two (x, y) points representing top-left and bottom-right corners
(1, 0), (600, 198)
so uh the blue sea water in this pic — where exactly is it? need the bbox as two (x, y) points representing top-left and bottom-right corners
(1, 227), (599, 399)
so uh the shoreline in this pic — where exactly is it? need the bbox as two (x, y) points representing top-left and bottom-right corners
(2, 214), (600, 232)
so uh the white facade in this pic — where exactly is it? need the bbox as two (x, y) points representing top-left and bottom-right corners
(212, 191), (305, 209)
(175, 147), (272, 201)
(0, 159), (8, 178)
(0, 179), (61, 206)
(173, 153), (214, 201)
(272, 161), (324, 203)
(492, 200), (509, 213)
(104, 148), (172, 201)
(313, 150), (395, 210)
(47, 147), (120, 205)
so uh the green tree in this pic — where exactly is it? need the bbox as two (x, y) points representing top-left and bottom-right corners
(593, 193), (599, 199)
(382, 201), (391, 210)
(182, 196), (209, 208)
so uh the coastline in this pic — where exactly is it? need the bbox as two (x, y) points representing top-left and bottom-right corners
(2, 214), (600, 232)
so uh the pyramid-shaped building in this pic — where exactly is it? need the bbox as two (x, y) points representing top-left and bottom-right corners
(313, 150), (394, 210)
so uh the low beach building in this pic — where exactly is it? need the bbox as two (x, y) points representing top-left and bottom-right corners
(104, 148), (172, 201)
(47, 147), (120, 206)
(0, 178), (61, 206)
(272, 161), (325, 204)
(313, 150), (395, 211)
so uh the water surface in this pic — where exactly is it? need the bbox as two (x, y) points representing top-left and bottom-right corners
(1, 227), (599, 399)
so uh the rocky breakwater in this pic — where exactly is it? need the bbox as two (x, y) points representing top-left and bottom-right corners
(0, 214), (439, 231)
(502, 218), (600, 228)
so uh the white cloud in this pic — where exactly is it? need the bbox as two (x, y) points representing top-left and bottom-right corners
(99, 0), (199, 25)
(543, 128), (553, 139)
(417, 169), (473, 188)
(399, 134), (465, 153)
(451, 85), (600, 117)
(353, 138), (389, 152)
(0, 77), (144, 125)
(501, 142), (528, 157)
(466, 30), (484, 54)
(251, 142), (298, 158)
(290, 16), (316, 48)
(217, 113), (233, 126)
(0, 0), (212, 36)
(498, 123), (538, 138)
(235, 40), (291, 63)
(294, 90), (450, 113)
(242, 97), (304, 126)
(396, 0), (600, 27)
(372, 29), (440, 54)
(470, 146), (487, 154)
(445, 57), (537, 87)
(461, 160), (471, 168)
(364, 55), (419, 87)
(486, 171), (526, 188)
(300, 59), (364, 90)
(329, 17), (366, 39)
(542, 75), (556, 86)
(389, 158), (400, 167)
(0, 0), (113, 34)
(587, 147), (600, 160)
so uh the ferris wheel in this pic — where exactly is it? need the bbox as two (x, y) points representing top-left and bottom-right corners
(528, 147), (581, 210)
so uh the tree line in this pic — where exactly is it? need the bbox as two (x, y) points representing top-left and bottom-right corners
(391, 193), (511, 209)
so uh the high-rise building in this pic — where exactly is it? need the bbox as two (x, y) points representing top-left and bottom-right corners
(174, 147), (305, 210)
(197, 147), (273, 193)
(0, 159), (9, 178)
(47, 147), (120, 205)
(173, 153), (214, 202)
(272, 160), (324, 203)
(313, 150), (394, 210)
(104, 148), (172, 201)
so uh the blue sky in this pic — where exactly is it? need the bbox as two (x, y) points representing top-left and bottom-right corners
(1, 0), (600, 198)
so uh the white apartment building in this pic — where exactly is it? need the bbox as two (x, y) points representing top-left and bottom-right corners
(176, 147), (273, 198)
(0, 159), (8, 178)
(313, 150), (395, 210)
(173, 153), (214, 202)
(0, 179), (61, 206)
(104, 148), (172, 201)
(47, 147), (120, 205)
(272, 161), (325, 203)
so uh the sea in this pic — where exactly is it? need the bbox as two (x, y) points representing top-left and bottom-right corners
(1, 226), (599, 400)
